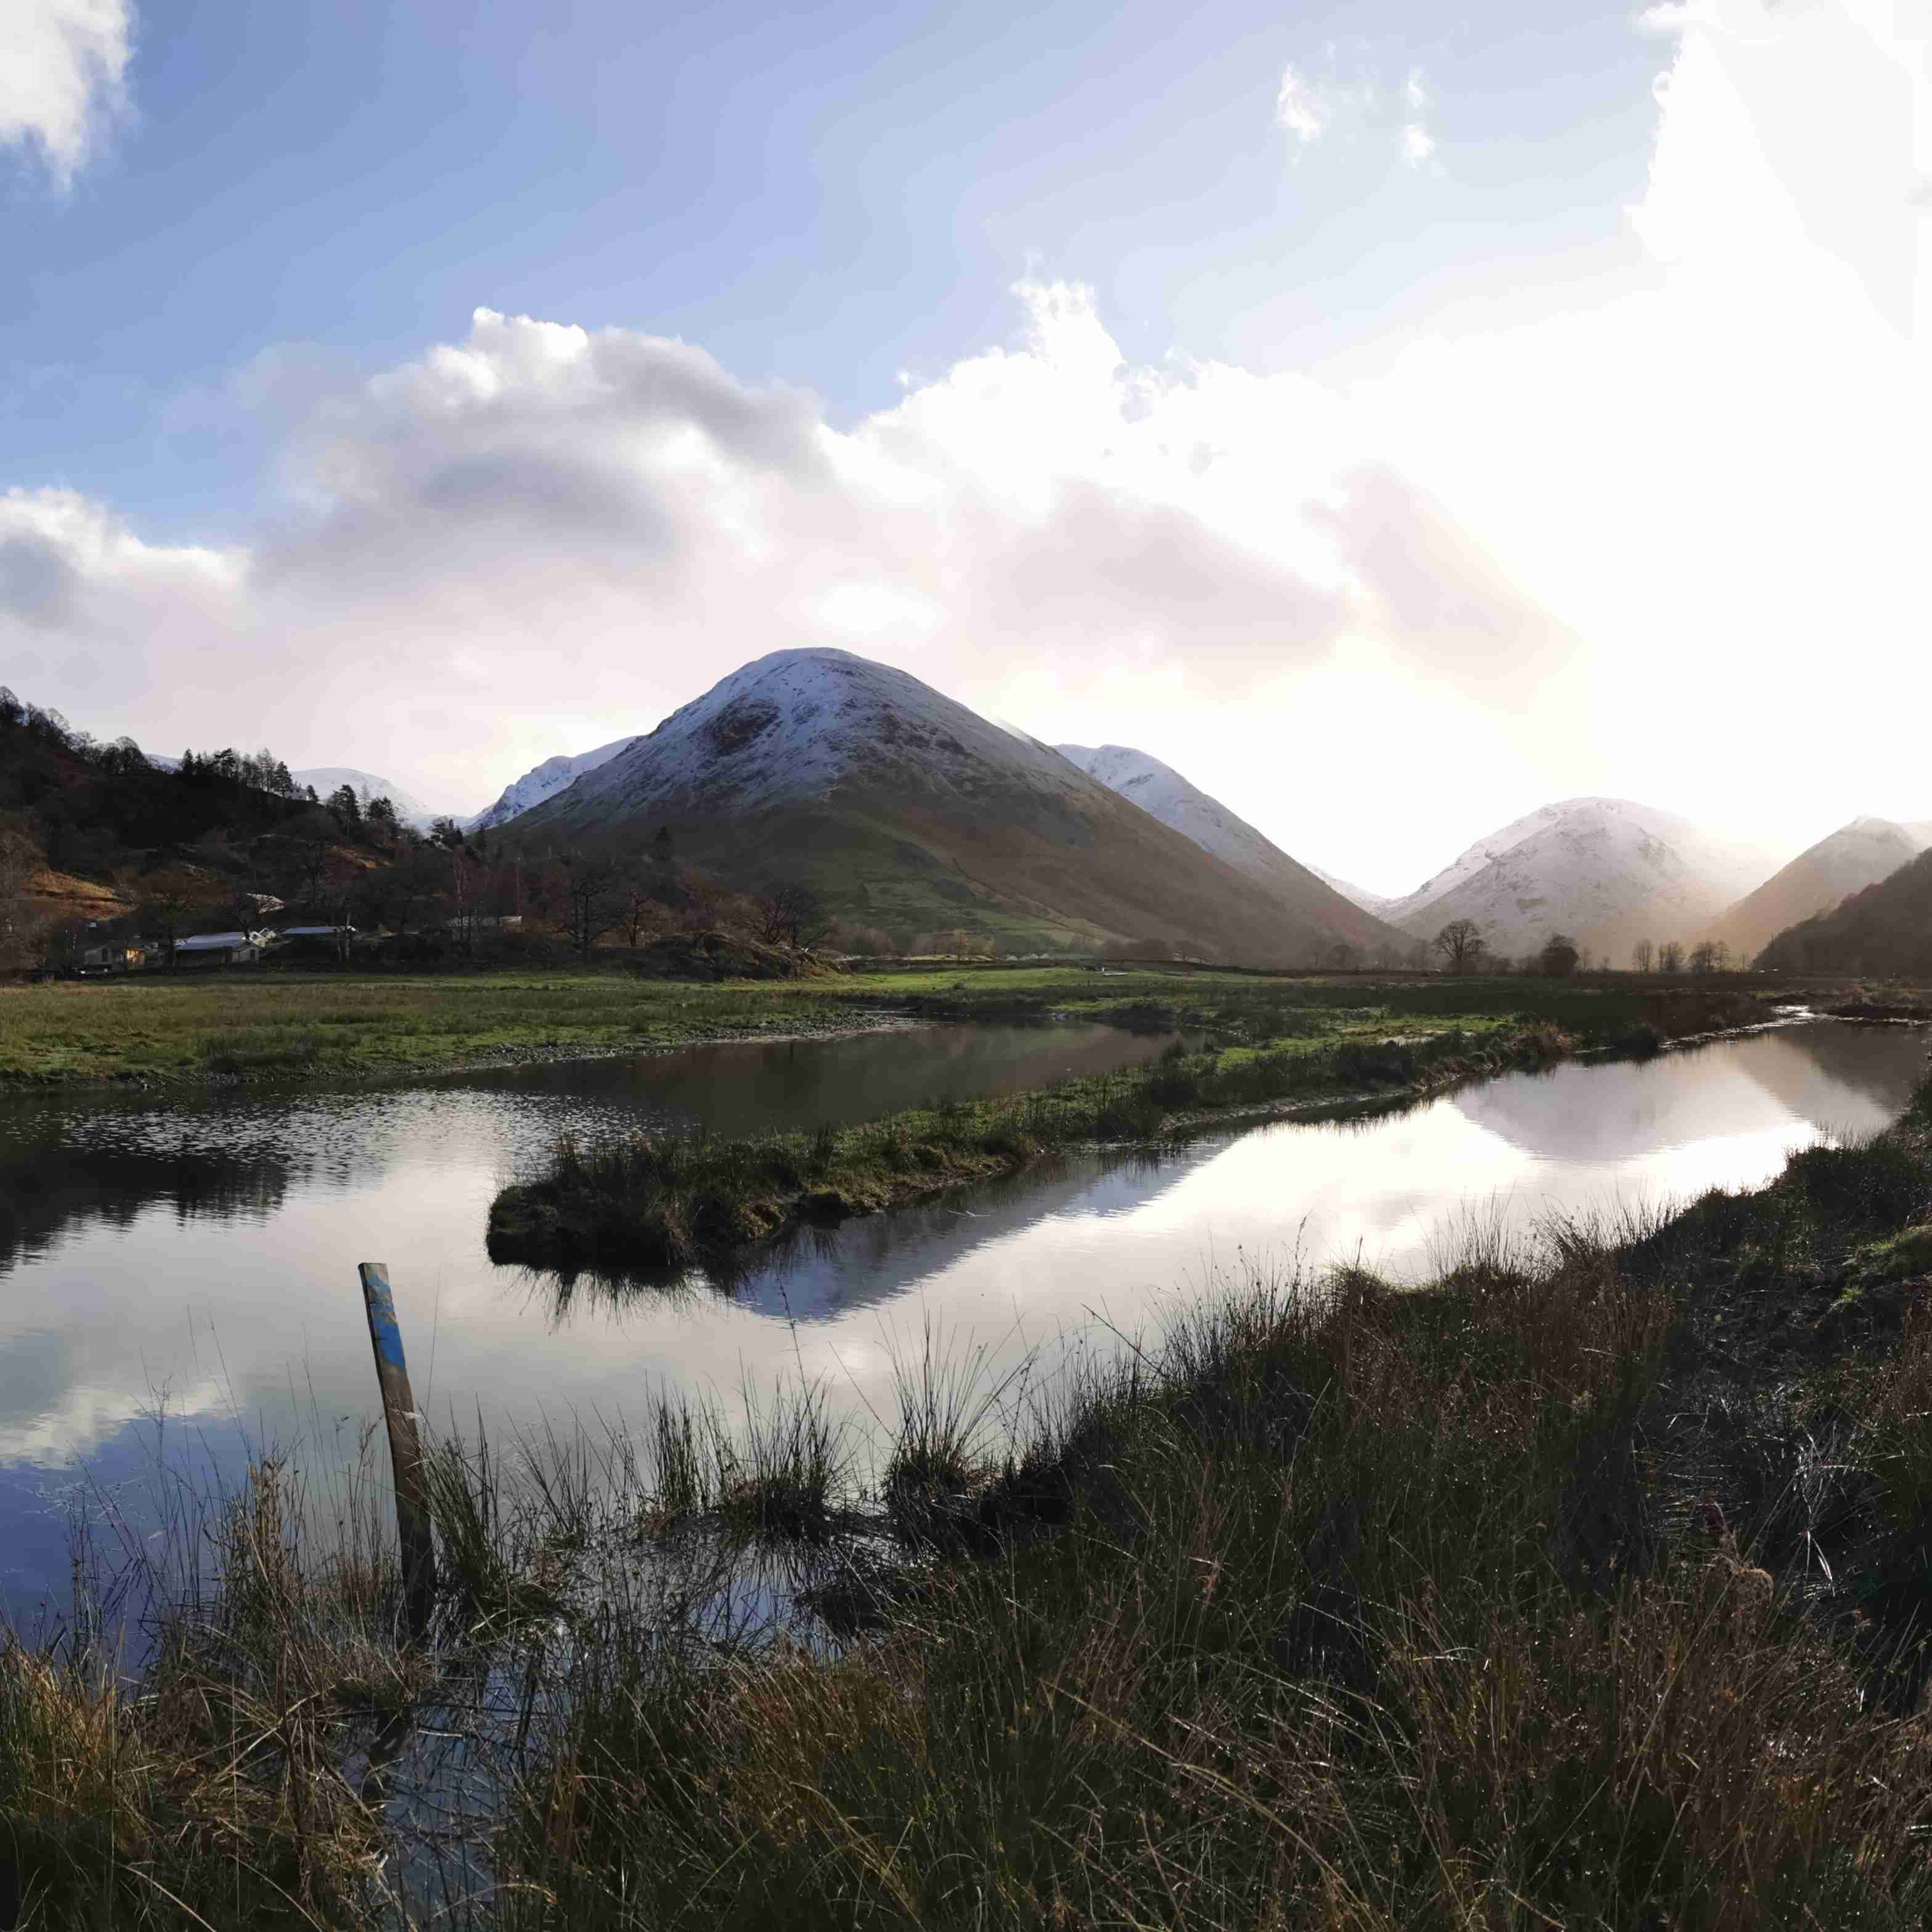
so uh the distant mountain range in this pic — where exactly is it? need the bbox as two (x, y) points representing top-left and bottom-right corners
(503, 648), (1397, 960)
(1713, 818), (1932, 964)
(1756, 846), (1932, 976)
(1371, 797), (1774, 964)
(1054, 744), (1405, 933)
(290, 768), (443, 829)
(441, 654), (1932, 970)
(467, 738), (637, 833)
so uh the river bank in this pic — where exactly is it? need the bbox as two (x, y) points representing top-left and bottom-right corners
(486, 987), (1783, 1279)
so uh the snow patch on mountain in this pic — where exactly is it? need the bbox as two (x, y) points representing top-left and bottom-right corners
(559, 648), (1091, 820)
(1716, 815), (1932, 961)
(1303, 864), (1396, 916)
(467, 737), (638, 831)
(1056, 743), (1395, 913)
(291, 767), (442, 828)
(1387, 797), (1772, 960)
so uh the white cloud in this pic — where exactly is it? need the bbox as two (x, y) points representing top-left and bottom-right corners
(1274, 63), (1331, 145)
(1401, 121), (1435, 165)
(0, 0), (133, 185)
(2, 291), (1575, 834)
(5, 0), (1929, 886)
(1405, 67), (1427, 110)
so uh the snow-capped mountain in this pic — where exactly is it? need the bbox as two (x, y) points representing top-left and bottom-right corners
(1056, 744), (1402, 924)
(291, 767), (442, 828)
(510, 648), (1391, 960)
(1756, 844), (1932, 976)
(1302, 865), (1396, 918)
(467, 737), (638, 832)
(1715, 817), (1932, 964)
(1386, 797), (1774, 963)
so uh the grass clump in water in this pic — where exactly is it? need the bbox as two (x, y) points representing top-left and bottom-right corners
(497, 1110), (1932, 1928)
(486, 1022), (1589, 1276)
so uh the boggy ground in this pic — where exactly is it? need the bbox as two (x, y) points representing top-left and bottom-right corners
(12, 1058), (1932, 1925)
(485, 984), (1769, 1278)
(508, 1070), (1932, 1926)
(0, 957), (1853, 1087)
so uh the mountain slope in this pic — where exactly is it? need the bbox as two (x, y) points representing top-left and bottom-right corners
(1715, 817), (1932, 964)
(468, 737), (639, 832)
(507, 649), (1393, 960)
(1386, 797), (1771, 963)
(1757, 847), (1932, 976)
(1056, 744), (1405, 931)
(1305, 864), (1397, 916)
(291, 767), (441, 828)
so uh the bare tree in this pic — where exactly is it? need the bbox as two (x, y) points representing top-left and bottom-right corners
(1632, 939), (1655, 973)
(1658, 939), (1685, 974)
(616, 868), (666, 947)
(555, 846), (626, 960)
(756, 879), (825, 947)
(1433, 917), (1486, 974)
(1688, 940), (1718, 974)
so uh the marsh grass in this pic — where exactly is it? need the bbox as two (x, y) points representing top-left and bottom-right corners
(486, 1021), (1588, 1276)
(197, 1025), (328, 1075)
(17, 1063), (1932, 1927)
(492, 1140), (1932, 1930)
(2, 963), (1780, 1087)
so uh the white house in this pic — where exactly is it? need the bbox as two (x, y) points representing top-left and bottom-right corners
(171, 929), (274, 965)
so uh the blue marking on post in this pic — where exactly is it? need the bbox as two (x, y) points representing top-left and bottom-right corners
(357, 1259), (436, 1642)
(359, 1263), (409, 1372)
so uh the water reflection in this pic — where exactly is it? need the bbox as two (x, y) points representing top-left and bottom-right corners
(1454, 1024), (1922, 1165)
(0, 1019), (1923, 1628)
(437, 1019), (1195, 1137)
(0, 1111), (297, 1275)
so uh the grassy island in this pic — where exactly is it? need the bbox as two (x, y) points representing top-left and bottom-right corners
(486, 982), (1769, 1278)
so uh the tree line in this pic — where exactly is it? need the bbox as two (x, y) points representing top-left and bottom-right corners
(1425, 917), (1747, 977)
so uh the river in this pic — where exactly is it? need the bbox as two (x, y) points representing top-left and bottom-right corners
(1, 1015), (1924, 1625)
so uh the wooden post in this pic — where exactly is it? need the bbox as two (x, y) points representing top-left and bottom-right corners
(357, 1261), (436, 1642)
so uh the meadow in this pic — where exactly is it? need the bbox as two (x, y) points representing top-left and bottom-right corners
(0, 957), (1803, 1086)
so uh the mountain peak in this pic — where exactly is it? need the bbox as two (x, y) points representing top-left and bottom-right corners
(1387, 795), (1770, 960)
(506, 649), (1396, 961)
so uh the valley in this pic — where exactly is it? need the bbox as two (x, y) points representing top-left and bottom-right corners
(12, 9), (1931, 1922)
(9, 651), (1932, 1932)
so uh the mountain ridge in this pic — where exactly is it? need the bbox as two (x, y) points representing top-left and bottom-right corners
(1055, 743), (1408, 935)
(1382, 796), (1772, 963)
(505, 648), (1395, 960)
(1714, 817), (1932, 964)
(468, 738), (639, 832)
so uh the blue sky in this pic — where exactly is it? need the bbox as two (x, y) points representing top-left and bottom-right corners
(14, 1), (1662, 526)
(4, 0), (1927, 886)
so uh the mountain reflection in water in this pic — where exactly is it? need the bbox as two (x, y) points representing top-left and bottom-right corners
(0, 1018), (1923, 1621)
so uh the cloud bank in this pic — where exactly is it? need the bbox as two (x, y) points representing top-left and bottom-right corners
(4, 0), (1928, 885)
(0, 0), (133, 185)
(4, 285), (1576, 821)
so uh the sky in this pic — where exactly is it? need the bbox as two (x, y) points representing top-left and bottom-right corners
(2, 0), (1928, 895)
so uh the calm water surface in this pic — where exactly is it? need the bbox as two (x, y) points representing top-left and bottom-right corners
(1, 1017), (1924, 1621)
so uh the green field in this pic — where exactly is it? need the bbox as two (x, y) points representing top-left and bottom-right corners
(0, 971), (863, 1083)
(0, 961), (1803, 1086)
